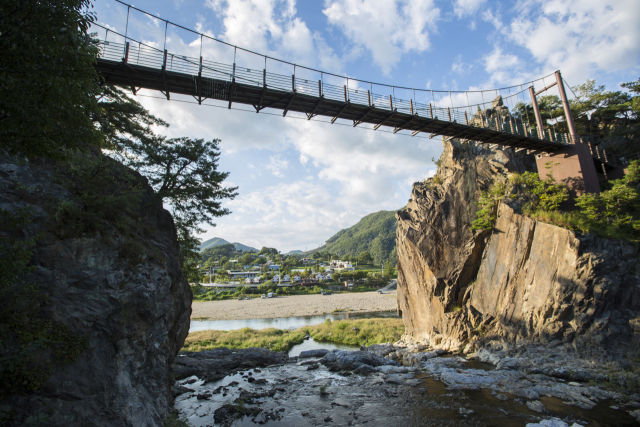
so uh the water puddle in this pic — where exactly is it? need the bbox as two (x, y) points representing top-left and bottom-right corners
(288, 337), (358, 357)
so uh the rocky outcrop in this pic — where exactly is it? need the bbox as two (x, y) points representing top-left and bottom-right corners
(396, 137), (640, 362)
(0, 154), (191, 426)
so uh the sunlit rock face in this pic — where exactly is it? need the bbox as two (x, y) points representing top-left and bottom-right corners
(395, 137), (640, 357)
(0, 154), (192, 427)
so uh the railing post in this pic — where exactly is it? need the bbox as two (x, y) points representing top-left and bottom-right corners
(529, 86), (545, 140)
(367, 90), (371, 107)
(556, 70), (578, 144)
(389, 95), (393, 111)
(429, 104), (433, 119)
(343, 85), (347, 102)
(232, 63), (236, 82)
(162, 50), (167, 70)
(464, 111), (469, 125)
(263, 69), (266, 87)
(293, 75), (296, 92)
(447, 107), (451, 122)
(123, 42), (129, 63)
(318, 80), (322, 97)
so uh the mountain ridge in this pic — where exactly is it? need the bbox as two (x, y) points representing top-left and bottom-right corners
(306, 210), (399, 265)
(200, 237), (258, 253)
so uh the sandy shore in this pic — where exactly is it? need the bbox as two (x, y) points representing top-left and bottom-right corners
(191, 291), (398, 320)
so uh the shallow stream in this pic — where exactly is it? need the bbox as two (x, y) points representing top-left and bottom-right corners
(181, 314), (637, 426)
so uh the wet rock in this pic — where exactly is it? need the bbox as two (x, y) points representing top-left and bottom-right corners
(403, 351), (440, 365)
(526, 400), (546, 413)
(321, 350), (400, 372)
(495, 393), (509, 401)
(173, 347), (288, 383)
(376, 365), (416, 374)
(171, 384), (194, 396)
(299, 349), (330, 358)
(525, 419), (584, 427)
(196, 393), (212, 400)
(306, 363), (320, 371)
(459, 408), (474, 415)
(324, 416), (333, 422)
(226, 381), (239, 387)
(353, 364), (377, 375)
(366, 343), (397, 357)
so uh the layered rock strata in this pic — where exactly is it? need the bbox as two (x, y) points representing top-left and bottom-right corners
(396, 137), (640, 361)
(0, 154), (191, 426)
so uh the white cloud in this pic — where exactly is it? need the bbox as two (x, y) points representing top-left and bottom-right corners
(205, 0), (342, 72)
(453, 0), (486, 18)
(505, 0), (640, 83)
(266, 154), (289, 177)
(451, 55), (474, 75)
(323, 0), (441, 75)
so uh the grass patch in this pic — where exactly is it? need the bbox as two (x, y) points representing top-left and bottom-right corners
(303, 318), (404, 346)
(182, 327), (306, 353)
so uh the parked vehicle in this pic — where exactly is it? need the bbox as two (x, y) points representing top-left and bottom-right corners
(267, 292), (273, 298)
(261, 294), (266, 299)
(238, 296), (243, 300)
(246, 296), (250, 300)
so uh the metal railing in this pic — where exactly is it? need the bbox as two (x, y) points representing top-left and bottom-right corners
(97, 37), (579, 145)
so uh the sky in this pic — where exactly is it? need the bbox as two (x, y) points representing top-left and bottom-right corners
(91, 0), (640, 253)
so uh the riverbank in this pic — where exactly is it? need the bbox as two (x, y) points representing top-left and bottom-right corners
(183, 318), (405, 353)
(191, 291), (397, 320)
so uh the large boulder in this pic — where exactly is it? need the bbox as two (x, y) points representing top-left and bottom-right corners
(320, 350), (399, 371)
(0, 154), (191, 426)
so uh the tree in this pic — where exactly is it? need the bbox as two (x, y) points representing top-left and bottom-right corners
(384, 260), (395, 277)
(358, 251), (373, 265)
(122, 136), (238, 281)
(258, 247), (279, 256)
(240, 253), (253, 266)
(94, 84), (168, 153)
(0, 0), (102, 158)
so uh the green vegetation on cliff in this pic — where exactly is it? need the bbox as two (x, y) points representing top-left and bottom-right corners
(312, 210), (398, 266)
(472, 161), (640, 244)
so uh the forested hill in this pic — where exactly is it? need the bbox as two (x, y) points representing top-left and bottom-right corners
(314, 210), (399, 265)
(200, 237), (258, 252)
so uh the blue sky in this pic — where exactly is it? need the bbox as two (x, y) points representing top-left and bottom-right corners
(91, 0), (640, 252)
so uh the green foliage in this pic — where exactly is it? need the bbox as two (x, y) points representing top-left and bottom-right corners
(573, 160), (640, 242)
(383, 260), (395, 277)
(315, 210), (398, 266)
(357, 251), (373, 265)
(304, 318), (404, 346)
(0, 0), (102, 158)
(183, 328), (306, 353)
(471, 182), (507, 231)
(510, 167), (569, 212)
(93, 84), (168, 152)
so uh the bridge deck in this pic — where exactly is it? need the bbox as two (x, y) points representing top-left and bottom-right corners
(95, 40), (567, 153)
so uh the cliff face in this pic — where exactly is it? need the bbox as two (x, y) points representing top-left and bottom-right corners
(396, 138), (640, 358)
(0, 154), (192, 426)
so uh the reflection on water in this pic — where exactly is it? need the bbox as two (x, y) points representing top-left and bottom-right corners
(288, 337), (358, 357)
(189, 310), (399, 333)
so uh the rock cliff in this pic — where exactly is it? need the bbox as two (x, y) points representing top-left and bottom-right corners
(0, 153), (192, 426)
(396, 137), (640, 362)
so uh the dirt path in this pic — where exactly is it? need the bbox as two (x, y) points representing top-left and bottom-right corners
(191, 291), (398, 320)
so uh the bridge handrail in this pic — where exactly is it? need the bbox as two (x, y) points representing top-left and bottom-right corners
(96, 36), (583, 146)
(101, 0), (558, 96)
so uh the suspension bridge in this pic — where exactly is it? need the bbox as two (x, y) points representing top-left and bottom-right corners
(92, 1), (621, 193)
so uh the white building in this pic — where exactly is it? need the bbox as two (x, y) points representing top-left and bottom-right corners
(293, 275), (301, 282)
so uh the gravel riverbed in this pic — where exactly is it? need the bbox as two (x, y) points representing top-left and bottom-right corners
(191, 292), (398, 320)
